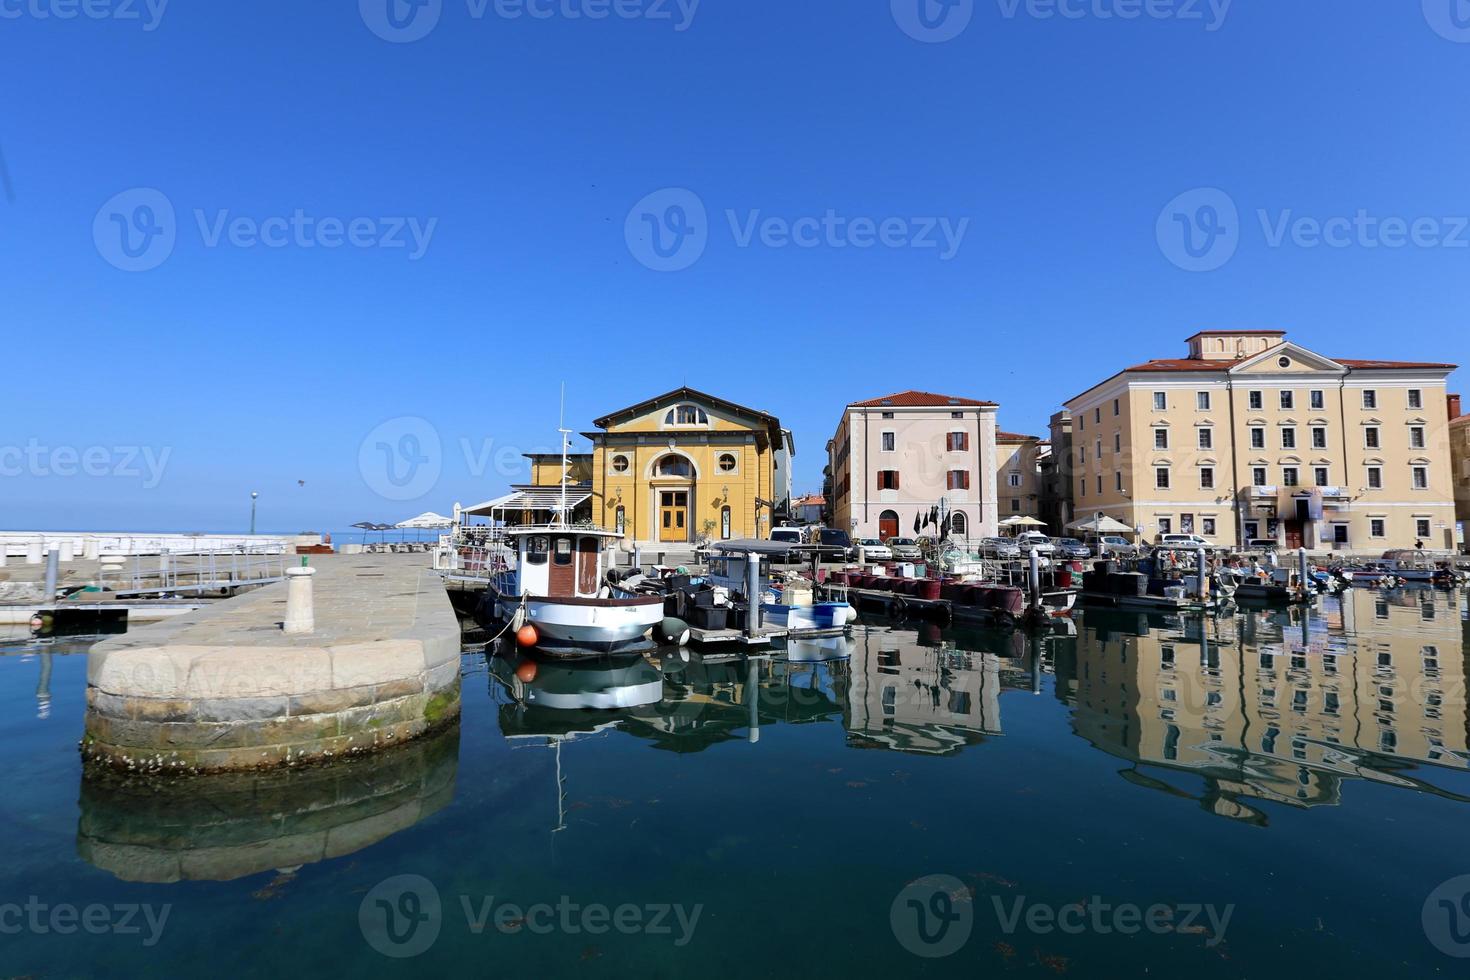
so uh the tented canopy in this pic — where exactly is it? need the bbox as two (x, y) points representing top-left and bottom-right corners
(1066, 514), (1134, 535)
(462, 489), (592, 518)
(395, 511), (454, 529)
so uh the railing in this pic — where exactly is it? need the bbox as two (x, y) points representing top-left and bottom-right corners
(433, 529), (516, 586)
(105, 550), (289, 597)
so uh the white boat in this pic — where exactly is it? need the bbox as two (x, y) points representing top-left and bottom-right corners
(480, 526), (664, 656)
(705, 540), (856, 633)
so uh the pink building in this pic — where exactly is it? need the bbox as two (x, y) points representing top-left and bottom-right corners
(827, 391), (1000, 541)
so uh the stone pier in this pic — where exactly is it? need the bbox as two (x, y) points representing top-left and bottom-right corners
(83, 554), (461, 774)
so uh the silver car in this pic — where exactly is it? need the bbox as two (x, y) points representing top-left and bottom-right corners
(886, 537), (922, 561)
(979, 537), (1022, 559)
(1052, 537), (1092, 559)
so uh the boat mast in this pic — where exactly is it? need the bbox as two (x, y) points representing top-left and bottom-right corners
(558, 382), (571, 529)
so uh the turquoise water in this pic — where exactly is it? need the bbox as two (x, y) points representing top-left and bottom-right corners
(2, 588), (1469, 977)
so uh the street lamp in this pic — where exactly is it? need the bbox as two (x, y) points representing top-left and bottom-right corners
(250, 491), (259, 535)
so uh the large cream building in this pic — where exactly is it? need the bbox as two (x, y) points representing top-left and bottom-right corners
(1065, 330), (1458, 553)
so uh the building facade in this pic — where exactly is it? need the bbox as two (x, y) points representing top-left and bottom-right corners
(1039, 410), (1074, 536)
(1064, 330), (1458, 553)
(997, 431), (1043, 522)
(585, 388), (787, 549)
(1450, 395), (1469, 546)
(828, 391), (1000, 542)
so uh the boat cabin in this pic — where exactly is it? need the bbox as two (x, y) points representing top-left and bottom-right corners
(504, 527), (621, 599)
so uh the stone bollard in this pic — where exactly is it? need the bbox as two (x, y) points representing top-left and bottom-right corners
(25, 540), (43, 565)
(284, 566), (317, 634)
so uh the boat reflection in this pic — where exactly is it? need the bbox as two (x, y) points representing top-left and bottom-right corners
(77, 723), (459, 882)
(1054, 587), (1470, 823)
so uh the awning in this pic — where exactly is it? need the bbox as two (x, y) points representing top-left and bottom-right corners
(462, 489), (591, 517)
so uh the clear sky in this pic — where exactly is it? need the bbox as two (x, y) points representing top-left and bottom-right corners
(3, 0), (1468, 534)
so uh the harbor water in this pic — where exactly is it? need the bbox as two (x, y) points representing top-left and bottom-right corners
(1, 587), (1468, 976)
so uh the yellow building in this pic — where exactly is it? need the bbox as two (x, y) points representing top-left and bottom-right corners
(997, 431), (1043, 521)
(1065, 330), (1458, 553)
(583, 388), (790, 548)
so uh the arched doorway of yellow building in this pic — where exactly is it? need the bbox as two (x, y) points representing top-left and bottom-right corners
(651, 453), (696, 544)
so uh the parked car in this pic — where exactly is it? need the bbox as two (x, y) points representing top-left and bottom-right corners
(810, 527), (855, 562)
(854, 538), (892, 562)
(886, 537), (923, 561)
(1159, 533), (1215, 553)
(770, 527), (804, 547)
(979, 537), (1022, 559)
(1052, 537), (1091, 559)
(1086, 534), (1138, 558)
(1015, 532), (1056, 555)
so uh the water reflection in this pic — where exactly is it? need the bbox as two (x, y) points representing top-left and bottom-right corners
(77, 723), (459, 882)
(1054, 587), (1470, 822)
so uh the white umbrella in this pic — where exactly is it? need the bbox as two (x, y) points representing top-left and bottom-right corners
(1067, 514), (1133, 535)
(999, 516), (1046, 532)
(395, 511), (454, 543)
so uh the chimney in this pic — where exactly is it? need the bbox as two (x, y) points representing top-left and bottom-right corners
(1450, 393), (1462, 421)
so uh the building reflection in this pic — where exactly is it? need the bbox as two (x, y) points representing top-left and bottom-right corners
(77, 723), (460, 882)
(842, 622), (1048, 756)
(1053, 588), (1470, 823)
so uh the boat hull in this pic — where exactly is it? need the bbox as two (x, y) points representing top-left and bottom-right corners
(483, 592), (665, 655)
(760, 602), (854, 631)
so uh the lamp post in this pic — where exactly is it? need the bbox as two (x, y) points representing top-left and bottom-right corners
(250, 491), (259, 535)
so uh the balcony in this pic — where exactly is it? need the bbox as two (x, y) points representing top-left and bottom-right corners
(1248, 485), (1279, 498)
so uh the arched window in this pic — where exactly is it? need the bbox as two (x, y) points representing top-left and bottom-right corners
(656, 455), (693, 478)
(717, 452), (737, 473)
(721, 506), (732, 539)
(664, 404), (708, 426)
(950, 512), (967, 536)
(615, 506), (626, 535)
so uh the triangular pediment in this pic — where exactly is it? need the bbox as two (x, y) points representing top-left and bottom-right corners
(1228, 342), (1346, 376)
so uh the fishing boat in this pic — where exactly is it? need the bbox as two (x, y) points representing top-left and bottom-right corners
(474, 416), (663, 657)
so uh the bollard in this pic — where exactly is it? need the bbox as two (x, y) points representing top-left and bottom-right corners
(44, 548), (60, 600)
(1027, 549), (1041, 611)
(1298, 547), (1310, 599)
(284, 565), (317, 634)
(0, 546), (6, 568)
(746, 551), (762, 638)
(25, 540), (42, 565)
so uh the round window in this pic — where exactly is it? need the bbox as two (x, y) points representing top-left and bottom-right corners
(611, 455), (630, 473)
(1278, 356), (1292, 368)
(718, 453), (737, 473)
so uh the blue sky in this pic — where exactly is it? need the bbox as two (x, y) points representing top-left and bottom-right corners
(3, 0), (1468, 533)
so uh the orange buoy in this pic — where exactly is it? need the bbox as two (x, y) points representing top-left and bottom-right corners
(515, 624), (539, 648)
(514, 659), (539, 683)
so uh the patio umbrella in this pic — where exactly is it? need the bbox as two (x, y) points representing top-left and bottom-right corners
(351, 521), (377, 545)
(1066, 514), (1133, 535)
(395, 511), (454, 543)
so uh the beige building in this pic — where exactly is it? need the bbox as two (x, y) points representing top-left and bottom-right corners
(997, 431), (1044, 522)
(828, 391), (1000, 542)
(1450, 395), (1470, 543)
(1064, 330), (1458, 553)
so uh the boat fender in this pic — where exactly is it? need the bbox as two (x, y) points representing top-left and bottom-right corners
(843, 605), (858, 625)
(657, 617), (691, 646)
(515, 624), (539, 648)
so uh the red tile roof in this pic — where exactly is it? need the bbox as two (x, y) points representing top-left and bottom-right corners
(1336, 358), (1458, 370)
(850, 390), (997, 408)
(996, 431), (1041, 442)
(1067, 356), (1458, 406)
(1451, 414), (1470, 425)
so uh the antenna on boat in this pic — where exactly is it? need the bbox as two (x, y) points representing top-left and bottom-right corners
(558, 382), (571, 528)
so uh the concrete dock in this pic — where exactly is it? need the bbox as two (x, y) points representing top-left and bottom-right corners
(83, 554), (461, 774)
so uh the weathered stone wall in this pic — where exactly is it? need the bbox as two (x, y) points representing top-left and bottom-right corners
(82, 557), (463, 774)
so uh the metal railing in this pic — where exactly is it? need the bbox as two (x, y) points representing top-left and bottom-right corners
(432, 530), (516, 587)
(104, 550), (288, 597)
